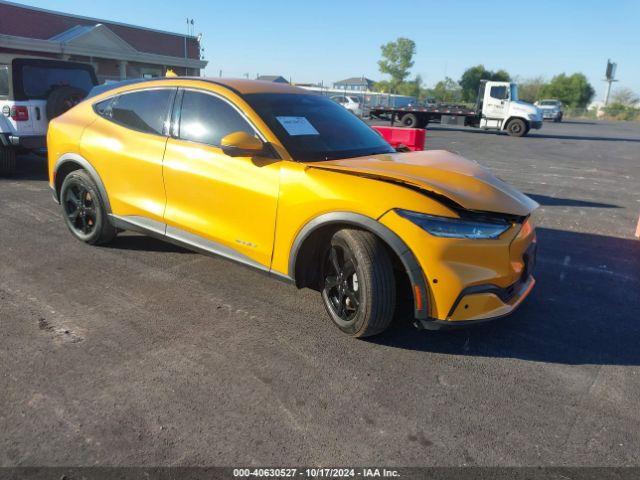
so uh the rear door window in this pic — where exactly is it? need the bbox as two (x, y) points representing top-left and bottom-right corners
(110, 89), (174, 135)
(11, 60), (98, 100)
(178, 91), (255, 146)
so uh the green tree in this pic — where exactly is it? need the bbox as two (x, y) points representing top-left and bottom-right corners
(431, 77), (462, 103)
(373, 80), (393, 93)
(517, 76), (547, 103)
(397, 74), (423, 98)
(540, 73), (595, 108)
(378, 37), (416, 90)
(459, 65), (511, 102)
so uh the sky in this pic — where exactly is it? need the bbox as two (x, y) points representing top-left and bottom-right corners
(15, 0), (640, 101)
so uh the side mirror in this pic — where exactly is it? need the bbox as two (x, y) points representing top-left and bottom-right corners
(220, 131), (266, 157)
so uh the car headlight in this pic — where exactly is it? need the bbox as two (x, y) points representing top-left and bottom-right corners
(397, 209), (511, 239)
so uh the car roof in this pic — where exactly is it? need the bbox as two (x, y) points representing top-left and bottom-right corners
(87, 77), (307, 99)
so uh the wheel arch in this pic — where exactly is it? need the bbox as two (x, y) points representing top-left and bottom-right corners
(53, 153), (111, 213)
(288, 212), (429, 320)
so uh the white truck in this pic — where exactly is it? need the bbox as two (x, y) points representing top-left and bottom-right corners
(0, 55), (98, 175)
(369, 80), (543, 137)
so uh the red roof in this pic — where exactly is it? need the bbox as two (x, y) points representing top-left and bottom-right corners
(0, 1), (200, 59)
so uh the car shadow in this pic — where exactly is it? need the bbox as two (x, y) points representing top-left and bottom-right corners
(526, 193), (621, 209)
(371, 227), (640, 366)
(5, 153), (49, 181)
(559, 120), (597, 125)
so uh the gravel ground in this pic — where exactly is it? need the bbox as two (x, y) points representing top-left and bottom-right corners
(1, 119), (639, 467)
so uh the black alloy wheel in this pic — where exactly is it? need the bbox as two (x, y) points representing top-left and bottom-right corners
(320, 229), (396, 337)
(323, 244), (361, 325)
(60, 170), (116, 245)
(63, 183), (97, 237)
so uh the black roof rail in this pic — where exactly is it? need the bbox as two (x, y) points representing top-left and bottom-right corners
(86, 77), (244, 99)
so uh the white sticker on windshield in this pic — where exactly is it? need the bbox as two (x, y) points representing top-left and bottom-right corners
(276, 116), (319, 136)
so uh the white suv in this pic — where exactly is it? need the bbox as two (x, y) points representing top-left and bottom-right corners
(535, 99), (564, 122)
(0, 56), (98, 175)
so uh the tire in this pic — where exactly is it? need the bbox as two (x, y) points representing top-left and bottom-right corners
(60, 170), (116, 245)
(506, 118), (527, 137)
(46, 86), (88, 120)
(555, 113), (563, 123)
(321, 229), (395, 338)
(0, 146), (16, 176)
(401, 113), (418, 128)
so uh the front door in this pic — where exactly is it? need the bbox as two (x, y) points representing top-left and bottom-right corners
(162, 89), (281, 270)
(483, 83), (509, 120)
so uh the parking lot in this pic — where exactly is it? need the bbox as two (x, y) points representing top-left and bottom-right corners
(1, 120), (639, 466)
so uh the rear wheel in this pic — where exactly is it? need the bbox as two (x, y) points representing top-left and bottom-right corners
(506, 118), (527, 137)
(321, 229), (395, 338)
(60, 170), (116, 245)
(0, 146), (16, 176)
(401, 113), (418, 128)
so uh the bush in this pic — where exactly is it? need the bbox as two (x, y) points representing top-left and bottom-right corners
(602, 103), (640, 121)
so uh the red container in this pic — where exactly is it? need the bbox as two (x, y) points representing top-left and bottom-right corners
(371, 125), (426, 151)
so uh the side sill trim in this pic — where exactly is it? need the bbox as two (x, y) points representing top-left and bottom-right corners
(108, 214), (294, 283)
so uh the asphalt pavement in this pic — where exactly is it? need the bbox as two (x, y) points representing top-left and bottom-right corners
(1, 119), (639, 467)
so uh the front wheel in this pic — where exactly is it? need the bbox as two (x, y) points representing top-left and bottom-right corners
(506, 118), (527, 137)
(60, 170), (116, 245)
(321, 229), (396, 338)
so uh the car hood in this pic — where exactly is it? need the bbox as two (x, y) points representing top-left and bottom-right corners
(307, 150), (539, 217)
(537, 104), (559, 110)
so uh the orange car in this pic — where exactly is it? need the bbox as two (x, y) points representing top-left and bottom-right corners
(48, 78), (538, 337)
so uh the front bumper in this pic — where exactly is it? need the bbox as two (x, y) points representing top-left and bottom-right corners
(0, 133), (47, 150)
(379, 210), (537, 327)
(541, 111), (561, 120)
(416, 275), (536, 330)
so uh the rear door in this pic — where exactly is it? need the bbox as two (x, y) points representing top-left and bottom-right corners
(12, 59), (98, 134)
(80, 88), (176, 224)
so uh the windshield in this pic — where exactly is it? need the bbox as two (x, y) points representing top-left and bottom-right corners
(510, 84), (519, 101)
(245, 93), (394, 162)
(539, 100), (558, 106)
